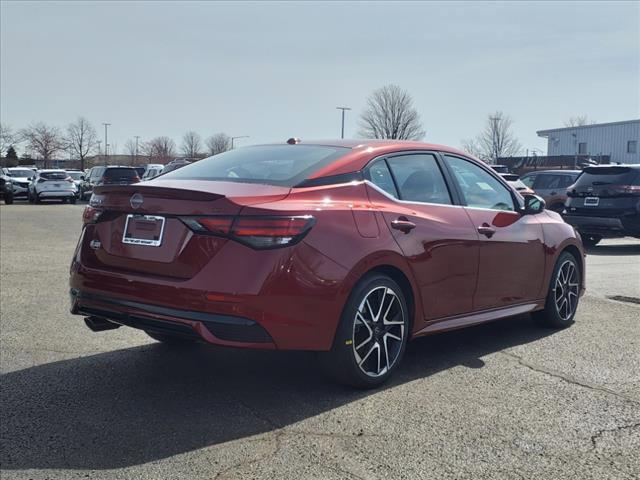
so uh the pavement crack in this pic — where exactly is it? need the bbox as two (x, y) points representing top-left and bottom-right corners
(501, 351), (639, 405)
(590, 422), (640, 450)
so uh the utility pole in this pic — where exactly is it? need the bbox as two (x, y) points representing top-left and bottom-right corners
(102, 123), (111, 165)
(336, 107), (351, 139)
(231, 136), (249, 149)
(134, 135), (140, 165)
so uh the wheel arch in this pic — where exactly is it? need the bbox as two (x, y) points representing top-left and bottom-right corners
(561, 243), (585, 290)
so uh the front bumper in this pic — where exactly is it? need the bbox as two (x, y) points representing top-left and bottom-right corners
(70, 289), (276, 348)
(11, 185), (29, 197)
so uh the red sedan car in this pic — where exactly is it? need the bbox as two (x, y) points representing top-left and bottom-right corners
(70, 139), (585, 388)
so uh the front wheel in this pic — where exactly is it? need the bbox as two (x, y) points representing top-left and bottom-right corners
(533, 252), (581, 329)
(320, 273), (409, 388)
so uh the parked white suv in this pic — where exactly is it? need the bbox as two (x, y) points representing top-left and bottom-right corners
(141, 163), (164, 181)
(28, 170), (78, 204)
(3, 167), (36, 199)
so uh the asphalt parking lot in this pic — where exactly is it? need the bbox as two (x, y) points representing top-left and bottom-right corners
(1, 202), (639, 480)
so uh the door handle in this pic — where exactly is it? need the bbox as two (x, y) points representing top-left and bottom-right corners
(391, 218), (416, 234)
(477, 225), (496, 238)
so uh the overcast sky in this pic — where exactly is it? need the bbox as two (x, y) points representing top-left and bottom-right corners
(1, 1), (638, 155)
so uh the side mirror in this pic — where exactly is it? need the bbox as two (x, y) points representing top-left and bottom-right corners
(80, 175), (85, 180)
(522, 194), (546, 215)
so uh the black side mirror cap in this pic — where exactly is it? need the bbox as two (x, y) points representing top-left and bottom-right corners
(521, 194), (546, 215)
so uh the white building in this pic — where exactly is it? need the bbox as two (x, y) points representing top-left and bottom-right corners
(537, 119), (639, 165)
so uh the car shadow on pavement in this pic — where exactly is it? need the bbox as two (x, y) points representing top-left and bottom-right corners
(0, 314), (554, 471)
(586, 242), (640, 256)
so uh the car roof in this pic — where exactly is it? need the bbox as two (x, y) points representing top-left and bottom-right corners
(522, 169), (582, 175)
(38, 169), (66, 173)
(260, 139), (477, 179)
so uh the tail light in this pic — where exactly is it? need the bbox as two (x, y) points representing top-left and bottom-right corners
(180, 215), (315, 249)
(611, 185), (640, 195)
(82, 206), (103, 224)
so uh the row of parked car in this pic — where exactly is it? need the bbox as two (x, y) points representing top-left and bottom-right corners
(492, 164), (640, 246)
(0, 159), (192, 204)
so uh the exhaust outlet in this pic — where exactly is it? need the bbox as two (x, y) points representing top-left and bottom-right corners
(84, 316), (121, 332)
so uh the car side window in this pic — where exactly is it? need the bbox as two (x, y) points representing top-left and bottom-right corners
(521, 174), (536, 188)
(367, 159), (399, 198)
(535, 174), (561, 190)
(561, 175), (576, 188)
(386, 154), (452, 205)
(445, 155), (515, 211)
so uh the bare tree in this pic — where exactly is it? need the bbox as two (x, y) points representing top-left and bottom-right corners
(205, 133), (231, 156)
(142, 136), (176, 163)
(358, 84), (425, 140)
(20, 122), (65, 168)
(124, 139), (138, 165)
(181, 131), (202, 158)
(564, 115), (596, 127)
(66, 117), (97, 171)
(461, 111), (521, 163)
(0, 123), (16, 156)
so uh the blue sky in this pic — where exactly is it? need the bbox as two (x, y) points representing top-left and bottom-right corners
(1, 1), (638, 155)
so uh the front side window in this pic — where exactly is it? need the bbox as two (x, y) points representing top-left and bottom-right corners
(367, 159), (398, 198)
(445, 155), (514, 211)
(534, 174), (562, 190)
(386, 154), (451, 204)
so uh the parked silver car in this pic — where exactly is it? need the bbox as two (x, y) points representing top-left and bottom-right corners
(28, 170), (78, 203)
(4, 167), (36, 198)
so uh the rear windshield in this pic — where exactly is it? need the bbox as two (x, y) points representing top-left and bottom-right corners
(40, 172), (67, 180)
(103, 168), (139, 180)
(161, 145), (350, 186)
(67, 171), (83, 180)
(575, 167), (640, 186)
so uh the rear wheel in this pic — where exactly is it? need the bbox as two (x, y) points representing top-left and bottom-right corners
(28, 190), (35, 203)
(320, 273), (409, 388)
(69, 196), (77, 204)
(582, 234), (602, 247)
(533, 252), (581, 329)
(4, 192), (13, 204)
(146, 331), (196, 344)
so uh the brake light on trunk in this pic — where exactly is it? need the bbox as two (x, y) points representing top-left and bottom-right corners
(611, 185), (640, 195)
(180, 215), (315, 249)
(82, 206), (103, 224)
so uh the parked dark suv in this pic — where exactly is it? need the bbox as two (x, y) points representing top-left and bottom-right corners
(520, 170), (581, 212)
(564, 165), (640, 246)
(79, 166), (140, 200)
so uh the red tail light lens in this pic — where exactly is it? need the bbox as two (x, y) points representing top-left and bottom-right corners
(611, 185), (640, 195)
(180, 215), (315, 249)
(82, 206), (103, 224)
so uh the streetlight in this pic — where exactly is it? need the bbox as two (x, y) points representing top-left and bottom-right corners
(231, 136), (249, 149)
(134, 136), (141, 165)
(102, 123), (111, 164)
(336, 107), (351, 139)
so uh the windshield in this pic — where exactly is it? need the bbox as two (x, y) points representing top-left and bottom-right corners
(8, 169), (34, 178)
(161, 145), (350, 187)
(103, 168), (139, 180)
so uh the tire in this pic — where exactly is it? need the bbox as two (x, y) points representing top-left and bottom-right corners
(69, 196), (77, 204)
(4, 194), (13, 205)
(28, 190), (35, 203)
(581, 234), (602, 247)
(533, 251), (581, 329)
(35, 194), (42, 204)
(145, 331), (195, 344)
(320, 273), (410, 389)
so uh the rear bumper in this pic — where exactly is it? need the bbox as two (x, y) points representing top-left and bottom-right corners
(70, 289), (276, 348)
(38, 190), (77, 198)
(564, 213), (640, 236)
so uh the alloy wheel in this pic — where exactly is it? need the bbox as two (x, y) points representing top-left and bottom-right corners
(554, 260), (579, 321)
(352, 286), (405, 377)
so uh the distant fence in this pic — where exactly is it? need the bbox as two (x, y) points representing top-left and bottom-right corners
(497, 155), (610, 176)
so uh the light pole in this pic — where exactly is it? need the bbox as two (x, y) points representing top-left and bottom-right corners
(134, 135), (140, 165)
(102, 123), (111, 164)
(336, 107), (351, 139)
(231, 136), (249, 149)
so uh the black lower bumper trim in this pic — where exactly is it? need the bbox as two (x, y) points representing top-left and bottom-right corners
(71, 289), (273, 343)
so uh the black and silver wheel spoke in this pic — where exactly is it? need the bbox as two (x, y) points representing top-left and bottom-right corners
(352, 286), (405, 377)
(554, 260), (579, 321)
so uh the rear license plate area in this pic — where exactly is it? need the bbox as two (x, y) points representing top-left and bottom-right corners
(584, 197), (599, 207)
(122, 215), (165, 246)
